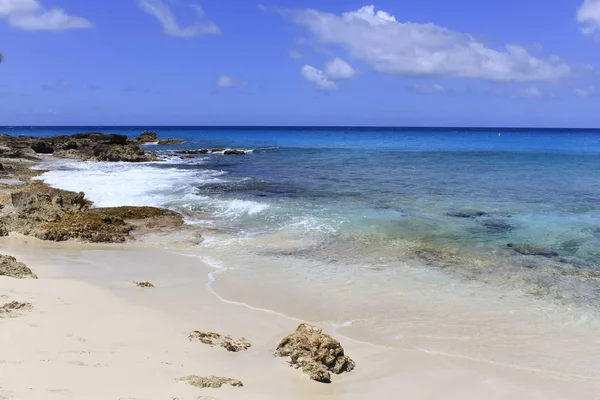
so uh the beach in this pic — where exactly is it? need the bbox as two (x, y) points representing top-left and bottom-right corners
(1, 236), (600, 399)
(0, 128), (600, 399)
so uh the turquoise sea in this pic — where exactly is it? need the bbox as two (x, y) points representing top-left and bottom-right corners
(6, 126), (600, 376)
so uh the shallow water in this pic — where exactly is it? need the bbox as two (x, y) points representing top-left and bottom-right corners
(9, 126), (600, 378)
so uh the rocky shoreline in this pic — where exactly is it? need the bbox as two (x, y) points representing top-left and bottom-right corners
(0, 132), (186, 243)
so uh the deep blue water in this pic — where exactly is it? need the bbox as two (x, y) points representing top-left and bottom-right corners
(8, 126), (600, 304)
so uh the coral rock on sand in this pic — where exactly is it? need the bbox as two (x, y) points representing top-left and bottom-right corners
(0, 255), (37, 279)
(178, 375), (243, 389)
(134, 281), (154, 288)
(507, 243), (559, 257)
(275, 323), (355, 383)
(0, 301), (32, 317)
(189, 331), (251, 352)
(446, 209), (487, 218)
(40, 211), (132, 243)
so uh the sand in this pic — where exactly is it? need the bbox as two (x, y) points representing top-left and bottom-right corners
(0, 235), (599, 399)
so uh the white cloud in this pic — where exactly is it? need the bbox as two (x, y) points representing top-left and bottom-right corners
(325, 57), (356, 79)
(574, 85), (597, 98)
(301, 65), (337, 90)
(216, 75), (245, 88)
(515, 86), (556, 99)
(411, 83), (446, 94)
(291, 5), (572, 81)
(139, 0), (219, 38)
(0, 0), (92, 31)
(577, 0), (600, 35)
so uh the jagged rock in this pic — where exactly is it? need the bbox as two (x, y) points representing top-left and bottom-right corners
(175, 149), (209, 155)
(134, 281), (154, 288)
(0, 301), (32, 317)
(507, 243), (559, 257)
(446, 210), (487, 218)
(157, 139), (185, 145)
(135, 131), (158, 143)
(40, 211), (132, 243)
(31, 141), (54, 154)
(223, 150), (246, 155)
(93, 143), (152, 162)
(275, 323), (355, 383)
(189, 331), (251, 352)
(0, 255), (37, 279)
(178, 375), (243, 389)
(99, 206), (177, 220)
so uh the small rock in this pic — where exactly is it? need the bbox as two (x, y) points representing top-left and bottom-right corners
(446, 210), (487, 218)
(189, 331), (251, 352)
(0, 255), (37, 279)
(31, 141), (55, 154)
(0, 301), (32, 317)
(178, 375), (243, 389)
(157, 139), (186, 145)
(134, 281), (154, 288)
(223, 150), (246, 155)
(507, 243), (559, 257)
(275, 323), (355, 383)
(135, 132), (158, 143)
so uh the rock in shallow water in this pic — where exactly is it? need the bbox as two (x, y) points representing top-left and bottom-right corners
(481, 218), (514, 232)
(446, 209), (487, 218)
(275, 323), (355, 383)
(507, 243), (559, 257)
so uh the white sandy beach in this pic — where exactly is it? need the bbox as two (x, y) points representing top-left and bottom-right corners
(0, 235), (599, 400)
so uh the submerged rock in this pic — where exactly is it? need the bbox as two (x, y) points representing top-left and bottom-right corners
(189, 331), (251, 352)
(223, 150), (246, 155)
(446, 209), (487, 218)
(481, 218), (514, 232)
(0, 255), (37, 279)
(135, 131), (158, 143)
(507, 243), (559, 257)
(178, 375), (243, 389)
(275, 323), (355, 383)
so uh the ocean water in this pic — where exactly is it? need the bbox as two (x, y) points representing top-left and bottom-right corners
(8, 126), (600, 378)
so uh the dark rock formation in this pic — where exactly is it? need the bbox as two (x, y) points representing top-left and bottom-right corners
(223, 150), (246, 155)
(178, 375), (243, 389)
(175, 149), (209, 155)
(157, 139), (185, 145)
(134, 281), (154, 288)
(0, 255), (37, 279)
(135, 131), (158, 143)
(189, 331), (251, 352)
(481, 218), (514, 232)
(446, 210), (487, 218)
(507, 243), (559, 257)
(31, 141), (54, 154)
(275, 323), (355, 383)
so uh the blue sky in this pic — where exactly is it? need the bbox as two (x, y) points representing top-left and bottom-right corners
(2, 0), (600, 127)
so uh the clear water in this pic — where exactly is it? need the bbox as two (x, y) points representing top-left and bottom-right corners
(9, 125), (600, 378)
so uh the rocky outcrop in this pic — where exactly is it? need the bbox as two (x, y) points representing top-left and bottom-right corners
(223, 150), (246, 155)
(0, 255), (37, 279)
(134, 131), (158, 143)
(175, 149), (209, 155)
(157, 139), (185, 145)
(31, 141), (54, 154)
(93, 143), (155, 162)
(507, 243), (559, 257)
(40, 211), (132, 242)
(178, 375), (243, 389)
(275, 323), (355, 383)
(189, 331), (251, 352)
(446, 210), (487, 218)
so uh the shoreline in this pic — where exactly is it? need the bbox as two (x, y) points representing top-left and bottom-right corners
(2, 236), (600, 399)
